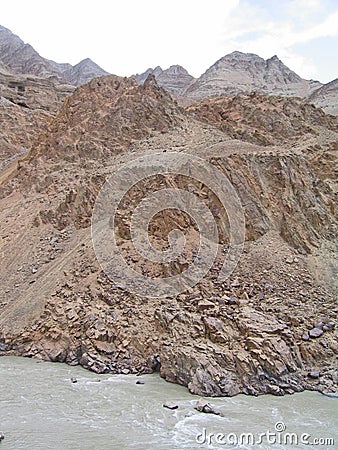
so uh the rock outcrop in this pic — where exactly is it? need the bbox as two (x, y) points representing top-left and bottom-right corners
(28, 74), (186, 163)
(187, 93), (337, 146)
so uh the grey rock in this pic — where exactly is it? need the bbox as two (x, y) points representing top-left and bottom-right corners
(194, 400), (223, 416)
(228, 296), (239, 304)
(163, 402), (178, 410)
(309, 328), (324, 338)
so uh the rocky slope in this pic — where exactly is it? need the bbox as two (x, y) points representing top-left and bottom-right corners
(27, 74), (186, 165)
(308, 79), (338, 116)
(0, 25), (108, 85)
(187, 93), (338, 146)
(0, 76), (337, 398)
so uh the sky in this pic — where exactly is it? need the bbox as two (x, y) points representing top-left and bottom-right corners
(1, 0), (337, 83)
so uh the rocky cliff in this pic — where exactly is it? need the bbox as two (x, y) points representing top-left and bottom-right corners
(27, 74), (186, 164)
(0, 64), (74, 169)
(0, 75), (337, 397)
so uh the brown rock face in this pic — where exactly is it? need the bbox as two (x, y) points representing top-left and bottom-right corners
(29, 74), (186, 162)
(0, 74), (337, 398)
(187, 93), (338, 146)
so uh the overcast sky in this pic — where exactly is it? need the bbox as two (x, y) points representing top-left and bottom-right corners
(1, 0), (337, 83)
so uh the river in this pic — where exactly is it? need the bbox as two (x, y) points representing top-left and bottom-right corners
(0, 356), (336, 449)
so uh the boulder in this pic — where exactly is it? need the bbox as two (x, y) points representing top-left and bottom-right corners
(163, 402), (178, 410)
(194, 400), (223, 416)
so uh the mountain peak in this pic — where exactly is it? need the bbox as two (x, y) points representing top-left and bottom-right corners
(0, 24), (108, 86)
(164, 65), (190, 75)
(221, 51), (264, 61)
(134, 64), (194, 97)
(184, 51), (319, 101)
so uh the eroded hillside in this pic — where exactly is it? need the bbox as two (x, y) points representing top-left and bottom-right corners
(0, 75), (337, 397)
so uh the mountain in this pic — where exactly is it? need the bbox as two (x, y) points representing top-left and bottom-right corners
(134, 66), (163, 84)
(183, 51), (322, 102)
(134, 65), (195, 97)
(134, 52), (338, 115)
(0, 25), (108, 85)
(308, 79), (338, 116)
(0, 25), (337, 397)
(0, 75), (337, 397)
(0, 25), (61, 80)
(0, 24), (107, 168)
(48, 57), (109, 86)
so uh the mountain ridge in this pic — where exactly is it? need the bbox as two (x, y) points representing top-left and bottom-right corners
(1, 24), (336, 115)
(0, 25), (108, 86)
(134, 51), (336, 114)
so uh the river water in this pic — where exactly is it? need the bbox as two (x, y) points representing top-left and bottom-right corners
(0, 356), (336, 449)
